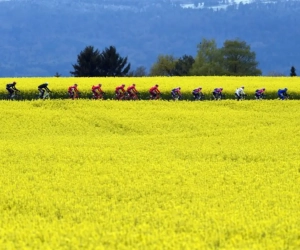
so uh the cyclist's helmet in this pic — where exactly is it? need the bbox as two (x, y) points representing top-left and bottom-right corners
(241, 86), (244, 89)
(122, 84), (125, 87)
(99, 84), (102, 87)
(133, 83), (136, 86)
(74, 83), (78, 87)
(262, 88), (265, 91)
(155, 84), (159, 87)
(284, 88), (288, 91)
(220, 88), (223, 90)
(13, 81), (16, 85)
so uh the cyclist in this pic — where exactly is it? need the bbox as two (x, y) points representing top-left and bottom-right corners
(92, 84), (104, 99)
(192, 87), (203, 100)
(115, 84), (126, 100)
(212, 87), (223, 100)
(68, 84), (79, 99)
(235, 86), (246, 101)
(171, 87), (182, 100)
(127, 84), (139, 100)
(6, 81), (19, 99)
(255, 88), (266, 100)
(149, 84), (160, 100)
(38, 82), (51, 99)
(278, 88), (288, 100)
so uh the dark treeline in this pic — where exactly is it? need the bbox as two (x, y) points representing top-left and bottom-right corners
(72, 38), (264, 77)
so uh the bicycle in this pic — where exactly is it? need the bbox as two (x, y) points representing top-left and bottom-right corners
(92, 92), (105, 100)
(68, 91), (80, 100)
(235, 94), (247, 101)
(211, 93), (225, 100)
(37, 90), (51, 100)
(255, 94), (266, 100)
(7, 90), (21, 100)
(149, 93), (161, 100)
(171, 93), (183, 101)
(192, 93), (205, 101)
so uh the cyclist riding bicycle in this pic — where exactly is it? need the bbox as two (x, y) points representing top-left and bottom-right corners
(255, 88), (266, 100)
(192, 87), (203, 100)
(149, 84), (160, 100)
(92, 84), (104, 99)
(278, 88), (288, 100)
(115, 84), (126, 100)
(235, 86), (246, 101)
(127, 84), (139, 100)
(6, 81), (19, 99)
(171, 87), (182, 100)
(212, 87), (223, 100)
(68, 84), (79, 99)
(38, 82), (51, 99)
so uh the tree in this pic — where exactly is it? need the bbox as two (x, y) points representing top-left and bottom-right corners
(290, 66), (297, 77)
(149, 55), (177, 76)
(128, 66), (147, 77)
(190, 38), (224, 76)
(99, 46), (131, 77)
(220, 39), (262, 76)
(173, 55), (195, 76)
(70, 46), (102, 77)
(54, 72), (61, 77)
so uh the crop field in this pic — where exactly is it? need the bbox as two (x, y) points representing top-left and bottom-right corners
(1, 77), (300, 249)
(0, 76), (300, 100)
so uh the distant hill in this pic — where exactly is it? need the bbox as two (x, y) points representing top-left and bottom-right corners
(0, 0), (299, 76)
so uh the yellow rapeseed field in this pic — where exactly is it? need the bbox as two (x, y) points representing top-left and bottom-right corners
(0, 77), (300, 249)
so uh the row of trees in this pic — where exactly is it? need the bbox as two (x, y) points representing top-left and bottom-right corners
(70, 39), (296, 77)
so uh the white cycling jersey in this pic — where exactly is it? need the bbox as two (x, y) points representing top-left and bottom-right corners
(235, 87), (245, 96)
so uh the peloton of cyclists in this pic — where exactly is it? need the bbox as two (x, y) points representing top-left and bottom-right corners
(38, 82), (51, 99)
(68, 83), (79, 99)
(127, 84), (139, 100)
(171, 87), (182, 100)
(6, 81), (20, 99)
(149, 84), (160, 100)
(235, 86), (246, 101)
(92, 84), (104, 99)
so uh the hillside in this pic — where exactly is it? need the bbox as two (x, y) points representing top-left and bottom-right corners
(0, 0), (299, 76)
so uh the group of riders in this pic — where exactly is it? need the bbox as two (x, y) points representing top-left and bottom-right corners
(5, 82), (290, 101)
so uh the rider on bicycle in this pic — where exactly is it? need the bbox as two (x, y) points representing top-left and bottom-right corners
(171, 87), (182, 100)
(127, 84), (138, 100)
(68, 84), (79, 99)
(6, 82), (19, 99)
(92, 84), (104, 99)
(255, 88), (266, 100)
(212, 87), (223, 100)
(149, 84), (160, 100)
(278, 88), (288, 100)
(115, 84), (126, 100)
(235, 86), (246, 101)
(38, 82), (51, 99)
(192, 87), (203, 100)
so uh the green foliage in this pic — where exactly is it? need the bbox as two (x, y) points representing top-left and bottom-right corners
(99, 46), (131, 77)
(290, 66), (297, 77)
(173, 55), (195, 76)
(70, 46), (102, 77)
(149, 55), (177, 76)
(71, 46), (131, 77)
(220, 39), (262, 76)
(190, 39), (224, 76)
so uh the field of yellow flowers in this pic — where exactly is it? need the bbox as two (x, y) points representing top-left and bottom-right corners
(0, 76), (300, 99)
(0, 77), (300, 249)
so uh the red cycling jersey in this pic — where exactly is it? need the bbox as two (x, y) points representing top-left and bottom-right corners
(92, 85), (103, 92)
(127, 85), (137, 93)
(150, 86), (160, 93)
(68, 85), (78, 92)
(116, 85), (125, 93)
